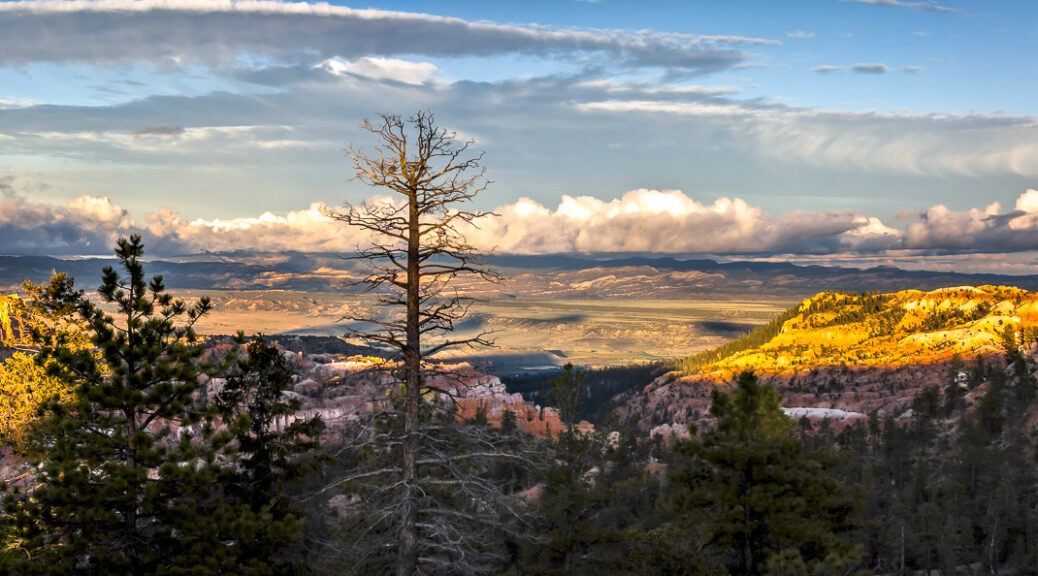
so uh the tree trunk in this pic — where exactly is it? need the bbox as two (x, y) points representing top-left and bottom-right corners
(397, 191), (422, 576)
(124, 299), (140, 575)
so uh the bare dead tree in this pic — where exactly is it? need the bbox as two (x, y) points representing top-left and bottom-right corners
(321, 112), (536, 576)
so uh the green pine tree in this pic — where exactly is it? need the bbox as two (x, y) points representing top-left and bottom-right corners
(671, 371), (861, 576)
(213, 334), (324, 574)
(0, 235), (262, 575)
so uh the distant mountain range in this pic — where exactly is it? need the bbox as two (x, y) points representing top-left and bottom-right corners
(4, 252), (1037, 298)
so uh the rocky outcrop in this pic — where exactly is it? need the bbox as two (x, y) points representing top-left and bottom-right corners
(621, 358), (983, 435)
(269, 355), (581, 439)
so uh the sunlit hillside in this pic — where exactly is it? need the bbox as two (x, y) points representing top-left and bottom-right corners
(679, 285), (1038, 377)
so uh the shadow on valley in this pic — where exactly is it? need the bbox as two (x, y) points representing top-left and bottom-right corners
(690, 319), (753, 337)
(501, 362), (664, 424)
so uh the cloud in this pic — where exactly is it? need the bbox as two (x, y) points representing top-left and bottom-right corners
(9, 186), (1038, 269)
(901, 190), (1038, 251)
(133, 126), (186, 138)
(0, 181), (134, 254)
(900, 65), (925, 74)
(573, 96), (1038, 178)
(463, 189), (887, 255)
(842, 0), (956, 13)
(787, 31), (815, 39)
(5, 68), (1038, 195)
(852, 63), (889, 74)
(0, 175), (13, 197)
(317, 57), (439, 85)
(811, 65), (846, 74)
(0, 184), (904, 257)
(0, 0), (771, 79)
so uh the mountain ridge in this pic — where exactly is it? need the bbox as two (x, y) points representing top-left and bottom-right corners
(4, 252), (1038, 298)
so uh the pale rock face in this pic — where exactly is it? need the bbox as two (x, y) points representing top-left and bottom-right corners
(782, 407), (866, 422)
(649, 423), (691, 443)
(266, 356), (584, 439)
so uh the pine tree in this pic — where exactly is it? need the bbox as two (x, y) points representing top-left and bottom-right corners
(671, 371), (861, 576)
(213, 334), (324, 574)
(0, 235), (258, 574)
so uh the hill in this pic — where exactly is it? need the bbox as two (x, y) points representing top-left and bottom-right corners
(622, 285), (1038, 435)
(680, 285), (1035, 377)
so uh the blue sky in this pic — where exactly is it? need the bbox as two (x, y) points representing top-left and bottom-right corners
(1, 0), (1037, 272)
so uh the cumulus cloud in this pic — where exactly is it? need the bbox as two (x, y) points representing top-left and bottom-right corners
(147, 203), (355, 253)
(901, 190), (1038, 251)
(10, 187), (1038, 262)
(852, 63), (889, 74)
(0, 181), (134, 254)
(0, 0), (770, 78)
(461, 189), (878, 254)
(0, 184), (896, 256)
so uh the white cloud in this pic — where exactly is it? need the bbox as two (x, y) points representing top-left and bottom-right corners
(786, 31), (815, 39)
(0, 187), (134, 253)
(900, 190), (1038, 251)
(142, 189), (1038, 257)
(8, 186), (1038, 262)
(317, 57), (439, 85)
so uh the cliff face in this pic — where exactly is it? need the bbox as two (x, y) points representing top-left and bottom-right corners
(624, 286), (1038, 434)
(440, 366), (571, 437)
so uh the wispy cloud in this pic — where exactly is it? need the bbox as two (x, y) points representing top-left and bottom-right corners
(787, 30), (815, 39)
(811, 65), (846, 74)
(574, 97), (1038, 178)
(842, 0), (957, 13)
(852, 63), (889, 74)
(900, 65), (926, 74)
(0, 0), (773, 79)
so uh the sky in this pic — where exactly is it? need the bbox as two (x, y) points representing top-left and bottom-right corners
(1, 0), (1038, 273)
